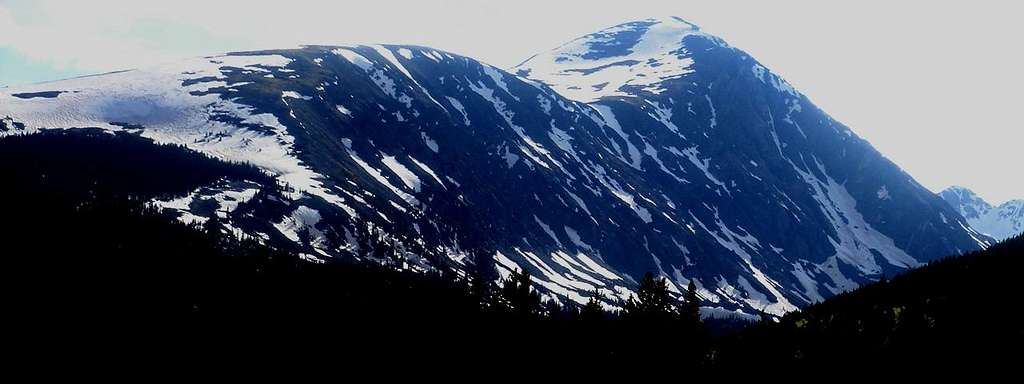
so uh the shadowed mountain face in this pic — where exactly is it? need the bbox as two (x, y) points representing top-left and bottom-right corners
(0, 17), (989, 316)
(940, 186), (1023, 241)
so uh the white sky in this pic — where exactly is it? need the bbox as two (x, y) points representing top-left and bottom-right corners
(1, 0), (1020, 203)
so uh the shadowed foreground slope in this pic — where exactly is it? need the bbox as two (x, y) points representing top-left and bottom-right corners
(714, 233), (1024, 368)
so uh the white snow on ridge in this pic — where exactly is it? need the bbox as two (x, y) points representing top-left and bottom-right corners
(420, 131), (439, 153)
(790, 262), (826, 303)
(688, 209), (797, 316)
(550, 251), (604, 285)
(333, 48), (373, 71)
(876, 185), (891, 200)
(668, 146), (728, 193)
(381, 153), (422, 192)
(423, 50), (444, 62)
(213, 186), (260, 214)
(370, 45), (449, 112)
(789, 157), (920, 293)
(343, 141), (419, 207)
(966, 201), (1024, 241)
(275, 206), (321, 242)
(580, 160), (652, 223)
(533, 215), (564, 248)
(336, 104), (353, 116)
(397, 48), (414, 60)
(942, 187), (1023, 242)
(592, 104), (643, 170)
(282, 91), (312, 100)
(493, 248), (629, 306)
(468, 81), (558, 170)
(573, 252), (621, 281)
(335, 47), (400, 99)
(482, 65), (518, 101)
(517, 17), (705, 103)
(409, 156), (445, 188)
(959, 221), (994, 249)
(444, 96), (471, 125)
(751, 63), (799, 97)
(563, 226), (594, 252)
(0, 54), (355, 218)
(704, 93), (717, 129)
(976, 200), (1023, 241)
(274, 206), (332, 255)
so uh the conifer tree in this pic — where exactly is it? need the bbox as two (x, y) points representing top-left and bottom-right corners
(581, 289), (606, 321)
(542, 299), (563, 319)
(203, 214), (223, 243)
(499, 269), (541, 318)
(682, 280), (701, 327)
(468, 265), (491, 310)
(627, 272), (675, 321)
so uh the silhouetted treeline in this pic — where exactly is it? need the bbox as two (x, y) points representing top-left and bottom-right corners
(713, 233), (1024, 368)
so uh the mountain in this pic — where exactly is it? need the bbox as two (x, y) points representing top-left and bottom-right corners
(0, 17), (990, 316)
(514, 16), (994, 309)
(940, 186), (1023, 241)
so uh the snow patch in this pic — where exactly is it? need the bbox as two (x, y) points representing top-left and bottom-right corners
(381, 154), (422, 192)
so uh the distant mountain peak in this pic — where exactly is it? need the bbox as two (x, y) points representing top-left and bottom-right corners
(940, 186), (1022, 241)
(943, 185), (982, 197)
(939, 186), (992, 215)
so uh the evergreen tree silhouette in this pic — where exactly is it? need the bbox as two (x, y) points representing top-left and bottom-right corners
(626, 272), (675, 321)
(499, 268), (541, 318)
(468, 264), (492, 310)
(203, 212), (223, 243)
(682, 280), (701, 327)
(581, 289), (607, 321)
(542, 299), (563, 319)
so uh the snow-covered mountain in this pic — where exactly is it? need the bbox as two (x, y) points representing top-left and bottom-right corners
(940, 186), (1023, 241)
(0, 17), (990, 317)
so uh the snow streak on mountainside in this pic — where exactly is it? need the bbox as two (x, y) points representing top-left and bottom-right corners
(940, 187), (1023, 241)
(0, 17), (990, 316)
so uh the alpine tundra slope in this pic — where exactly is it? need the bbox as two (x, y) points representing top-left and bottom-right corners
(0, 16), (990, 317)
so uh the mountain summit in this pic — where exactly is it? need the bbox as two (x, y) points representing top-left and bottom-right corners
(516, 16), (706, 103)
(0, 18), (990, 316)
(940, 186), (1023, 241)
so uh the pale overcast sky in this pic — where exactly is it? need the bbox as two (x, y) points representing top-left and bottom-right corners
(1, 0), (1020, 203)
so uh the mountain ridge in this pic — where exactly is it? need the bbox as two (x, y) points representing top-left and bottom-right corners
(940, 186), (1022, 241)
(0, 18), (990, 316)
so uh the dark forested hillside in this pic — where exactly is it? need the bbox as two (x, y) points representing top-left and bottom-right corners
(0, 130), (709, 366)
(0, 130), (483, 319)
(713, 234), (1024, 368)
